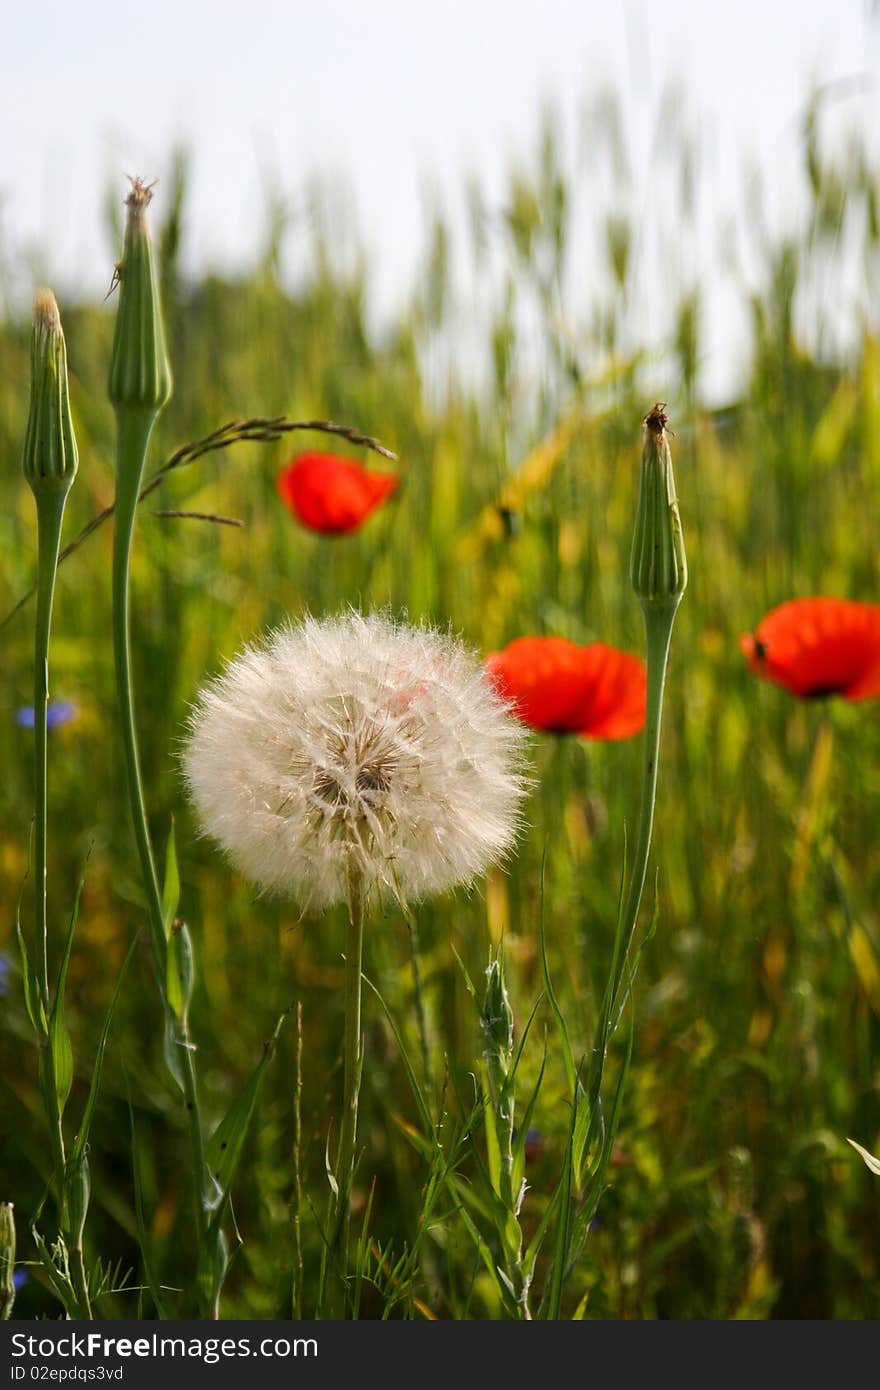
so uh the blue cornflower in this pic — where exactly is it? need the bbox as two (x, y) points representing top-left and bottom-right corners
(13, 1269), (28, 1291)
(15, 701), (78, 730)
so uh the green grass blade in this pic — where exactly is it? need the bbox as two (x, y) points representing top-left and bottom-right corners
(205, 1006), (290, 1202)
(72, 931), (140, 1164)
(126, 1087), (168, 1319)
(538, 849), (576, 1095)
(363, 970), (436, 1143)
(48, 867), (89, 1116)
(161, 819), (180, 941)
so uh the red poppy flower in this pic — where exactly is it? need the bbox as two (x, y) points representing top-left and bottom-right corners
(485, 636), (647, 739)
(741, 597), (880, 701)
(276, 452), (398, 534)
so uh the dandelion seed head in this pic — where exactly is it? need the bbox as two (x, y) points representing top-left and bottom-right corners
(183, 612), (529, 910)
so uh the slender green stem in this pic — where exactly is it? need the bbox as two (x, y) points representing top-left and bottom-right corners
(405, 909), (431, 1082)
(32, 491), (74, 1260)
(337, 877), (365, 1240)
(32, 487), (95, 1319)
(33, 492), (67, 1007)
(291, 1001), (304, 1320)
(326, 873), (365, 1315)
(111, 407), (209, 1282)
(605, 603), (677, 1027)
(111, 411), (167, 971)
(69, 1245), (92, 1319)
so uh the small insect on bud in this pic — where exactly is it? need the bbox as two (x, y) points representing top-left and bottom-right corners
(22, 291), (78, 496)
(0, 1202), (16, 1319)
(107, 178), (172, 416)
(630, 403), (687, 611)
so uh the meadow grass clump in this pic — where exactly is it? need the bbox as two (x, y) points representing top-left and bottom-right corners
(1, 83), (879, 1318)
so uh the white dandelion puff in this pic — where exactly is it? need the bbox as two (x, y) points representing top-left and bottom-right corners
(182, 611), (529, 909)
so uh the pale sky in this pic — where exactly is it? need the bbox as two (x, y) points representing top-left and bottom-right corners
(2, 1), (878, 400)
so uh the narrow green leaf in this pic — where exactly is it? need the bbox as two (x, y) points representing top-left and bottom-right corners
(165, 921), (193, 1021)
(847, 1137), (880, 1177)
(482, 1064), (502, 1195)
(50, 867), (89, 1116)
(161, 820), (180, 942)
(15, 920), (46, 1039)
(542, 1068), (581, 1321)
(126, 1085), (168, 1319)
(162, 1014), (186, 1094)
(72, 932), (140, 1164)
(512, 1040), (548, 1191)
(49, 1004), (74, 1116)
(509, 993), (544, 1086)
(450, 945), (478, 1000)
(447, 1180), (517, 1314)
(363, 971), (436, 1144)
(29, 1226), (77, 1316)
(538, 849), (575, 1095)
(205, 1008), (289, 1201)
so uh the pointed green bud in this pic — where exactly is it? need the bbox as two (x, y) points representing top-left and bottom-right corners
(630, 404), (687, 610)
(0, 1202), (15, 1319)
(108, 178), (172, 415)
(22, 291), (78, 496)
(481, 954), (513, 1071)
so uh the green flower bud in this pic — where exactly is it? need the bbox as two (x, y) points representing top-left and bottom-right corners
(0, 1202), (16, 1319)
(630, 403), (687, 610)
(22, 291), (78, 496)
(481, 954), (513, 1071)
(107, 178), (172, 415)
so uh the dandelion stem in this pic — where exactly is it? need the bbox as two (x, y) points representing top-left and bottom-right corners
(291, 1001), (304, 1320)
(111, 406), (210, 1291)
(405, 910), (431, 1083)
(332, 871), (365, 1310)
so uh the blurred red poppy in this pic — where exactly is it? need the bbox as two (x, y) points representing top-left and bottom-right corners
(276, 452), (398, 534)
(741, 597), (880, 701)
(485, 636), (647, 739)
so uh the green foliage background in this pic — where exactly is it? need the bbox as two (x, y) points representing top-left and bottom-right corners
(1, 94), (879, 1318)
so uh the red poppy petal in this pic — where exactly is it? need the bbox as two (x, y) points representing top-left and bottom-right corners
(486, 636), (645, 739)
(743, 598), (880, 701)
(570, 645), (647, 739)
(276, 453), (398, 534)
(486, 637), (593, 731)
